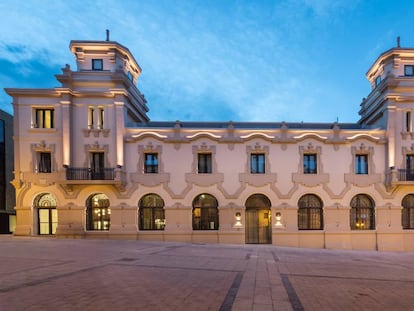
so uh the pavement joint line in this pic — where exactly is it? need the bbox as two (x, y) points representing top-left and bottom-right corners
(0, 263), (111, 293)
(271, 250), (280, 262)
(287, 273), (414, 283)
(281, 273), (304, 311)
(219, 271), (244, 311)
(0, 259), (75, 277)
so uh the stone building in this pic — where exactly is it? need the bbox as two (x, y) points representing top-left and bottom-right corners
(0, 109), (15, 233)
(5, 38), (414, 250)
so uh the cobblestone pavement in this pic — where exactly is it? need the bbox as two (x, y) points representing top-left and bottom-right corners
(0, 236), (414, 311)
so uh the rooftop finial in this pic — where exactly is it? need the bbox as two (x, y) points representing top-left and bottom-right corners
(106, 29), (110, 41)
(397, 36), (400, 48)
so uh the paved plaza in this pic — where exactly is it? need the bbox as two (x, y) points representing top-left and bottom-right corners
(0, 236), (414, 310)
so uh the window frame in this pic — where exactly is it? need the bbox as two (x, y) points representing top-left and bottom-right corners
(144, 153), (159, 174)
(405, 65), (414, 76)
(34, 108), (54, 129)
(38, 152), (52, 173)
(303, 153), (317, 174)
(297, 194), (324, 230)
(92, 59), (103, 71)
(402, 194), (414, 229)
(139, 194), (165, 230)
(86, 193), (111, 231)
(192, 193), (219, 230)
(198, 153), (212, 174)
(250, 153), (265, 174)
(350, 194), (375, 230)
(355, 154), (368, 175)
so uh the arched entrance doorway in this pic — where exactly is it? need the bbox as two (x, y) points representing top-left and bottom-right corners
(34, 193), (58, 235)
(245, 194), (272, 244)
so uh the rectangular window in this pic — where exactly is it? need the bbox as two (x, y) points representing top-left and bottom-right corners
(38, 152), (51, 173)
(405, 65), (414, 76)
(92, 59), (103, 70)
(97, 108), (104, 129)
(35, 109), (54, 128)
(144, 153), (158, 174)
(375, 76), (381, 87)
(355, 154), (368, 174)
(198, 153), (212, 174)
(406, 155), (414, 181)
(303, 154), (317, 174)
(88, 107), (94, 129)
(406, 111), (412, 132)
(250, 153), (265, 174)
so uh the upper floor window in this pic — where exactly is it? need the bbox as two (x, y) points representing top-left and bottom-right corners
(35, 109), (54, 129)
(355, 154), (368, 174)
(375, 76), (381, 87)
(92, 59), (103, 70)
(38, 152), (51, 173)
(127, 71), (133, 81)
(303, 154), (317, 174)
(198, 153), (212, 174)
(144, 153), (158, 174)
(406, 111), (412, 132)
(88, 107), (104, 129)
(405, 65), (414, 76)
(250, 153), (265, 174)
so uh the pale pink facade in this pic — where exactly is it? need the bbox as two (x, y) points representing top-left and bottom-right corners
(5, 39), (414, 250)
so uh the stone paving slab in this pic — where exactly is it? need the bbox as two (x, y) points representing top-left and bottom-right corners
(0, 236), (414, 311)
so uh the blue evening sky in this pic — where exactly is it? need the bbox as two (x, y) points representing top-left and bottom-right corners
(0, 0), (413, 123)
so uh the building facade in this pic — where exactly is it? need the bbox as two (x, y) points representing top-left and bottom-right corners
(5, 39), (414, 250)
(0, 109), (15, 233)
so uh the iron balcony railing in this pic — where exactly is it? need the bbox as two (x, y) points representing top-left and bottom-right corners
(398, 169), (414, 181)
(66, 168), (115, 180)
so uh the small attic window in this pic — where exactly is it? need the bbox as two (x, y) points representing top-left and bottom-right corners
(405, 65), (414, 76)
(92, 59), (103, 71)
(127, 71), (133, 81)
(375, 75), (381, 87)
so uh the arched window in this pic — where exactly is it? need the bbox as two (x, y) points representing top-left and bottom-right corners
(34, 193), (58, 235)
(350, 194), (375, 230)
(298, 194), (323, 230)
(192, 194), (218, 230)
(139, 194), (165, 230)
(86, 193), (110, 231)
(402, 194), (414, 229)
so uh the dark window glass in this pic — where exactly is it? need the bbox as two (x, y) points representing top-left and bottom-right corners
(355, 154), (368, 174)
(402, 194), (414, 229)
(406, 111), (412, 132)
(35, 109), (54, 128)
(38, 152), (51, 173)
(250, 153), (265, 174)
(139, 194), (165, 230)
(192, 194), (219, 230)
(406, 155), (414, 181)
(350, 194), (375, 230)
(198, 153), (212, 173)
(144, 153), (158, 173)
(92, 59), (103, 70)
(298, 194), (323, 230)
(303, 154), (317, 174)
(405, 65), (414, 76)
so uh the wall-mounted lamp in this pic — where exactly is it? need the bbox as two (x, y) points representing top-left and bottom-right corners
(233, 212), (242, 227)
(275, 212), (283, 227)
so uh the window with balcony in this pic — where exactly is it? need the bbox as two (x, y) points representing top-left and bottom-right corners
(192, 193), (219, 230)
(144, 153), (158, 174)
(250, 153), (265, 174)
(34, 109), (54, 129)
(139, 194), (165, 230)
(92, 59), (103, 70)
(350, 194), (375, 230)
(402, 194), (414, 229)
(298, 194), (323, 230)
(198, 153), (212, 174)
(303, 154), (317, 174)
(355, 154), (368, 174)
